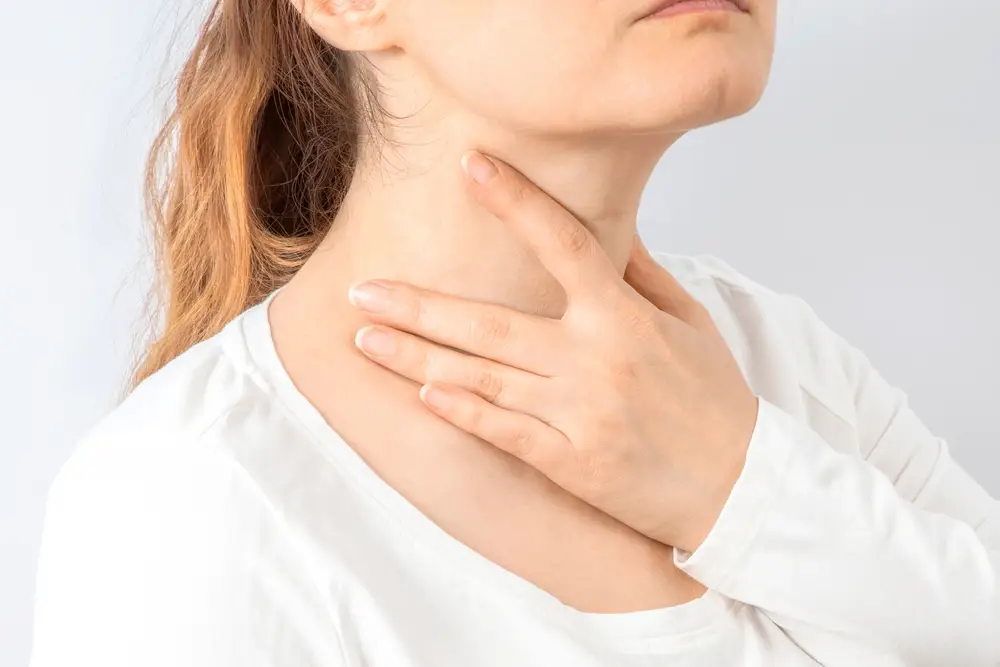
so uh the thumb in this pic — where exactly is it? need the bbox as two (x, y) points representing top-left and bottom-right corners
(624, 234), (698, 314)
(624, 234), (721, 338)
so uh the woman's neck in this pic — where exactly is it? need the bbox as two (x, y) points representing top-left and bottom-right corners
(265, 122), (704, 613)
(297, 121), (680, 322)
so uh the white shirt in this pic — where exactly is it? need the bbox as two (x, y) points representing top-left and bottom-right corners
(29, 252), (1000, 667)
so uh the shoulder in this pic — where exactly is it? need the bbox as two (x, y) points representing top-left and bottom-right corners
(43, 306), (279, 548)
(86, 308), (265, 449)
(40, 310), (270, 577)
(32, 310), (341, 666)
(45, 315), (252, 526)
(650, 251), (863, 426)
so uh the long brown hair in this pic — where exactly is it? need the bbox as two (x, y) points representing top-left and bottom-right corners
(129, 0), (383, 391)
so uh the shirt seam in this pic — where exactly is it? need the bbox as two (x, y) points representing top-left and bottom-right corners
(798, 380), (856, 429)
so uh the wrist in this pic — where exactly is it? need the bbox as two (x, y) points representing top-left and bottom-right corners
(674, 397), (757, 554)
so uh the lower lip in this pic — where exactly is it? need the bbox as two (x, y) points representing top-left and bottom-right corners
(645, 0), (743, 19)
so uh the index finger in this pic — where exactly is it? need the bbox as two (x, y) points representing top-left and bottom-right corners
(461, 150), (618, 304)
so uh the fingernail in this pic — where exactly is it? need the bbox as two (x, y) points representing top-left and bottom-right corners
(461, 151), (498, 184)
(420, 384), (453, 411)
(355, 326), (397, 356)
(349, 281), (392, 313)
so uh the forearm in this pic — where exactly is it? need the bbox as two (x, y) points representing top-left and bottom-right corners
(674, 397), (998, 666)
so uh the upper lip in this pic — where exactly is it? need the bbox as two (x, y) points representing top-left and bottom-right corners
(634, 0), (751, 21)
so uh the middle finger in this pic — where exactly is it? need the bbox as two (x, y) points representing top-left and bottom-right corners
(349, 280), (563, 376)
(355, 324), (549, 415)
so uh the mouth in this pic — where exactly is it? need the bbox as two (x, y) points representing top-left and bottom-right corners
(634, 0), (751, 22)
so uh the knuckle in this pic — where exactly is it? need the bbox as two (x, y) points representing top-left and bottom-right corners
(507, 427), (536, 459)
(615, 306), (662, 349)
(576, 437), (624, 492)
(421, 348), (444, 382)
(556, 223), (592, 257)
(611, 356), (642, 384)
(471, 365), (504, 401)
(617, 300), (656, 334)
(469, 312), (511, 346)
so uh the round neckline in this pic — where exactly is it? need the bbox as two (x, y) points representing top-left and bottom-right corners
(240, 289), (732, 646)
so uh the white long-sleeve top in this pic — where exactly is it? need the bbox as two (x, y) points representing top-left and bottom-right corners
(29, 252), (999, 667)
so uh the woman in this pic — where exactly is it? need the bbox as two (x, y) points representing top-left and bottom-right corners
(29, 0), (998, 665)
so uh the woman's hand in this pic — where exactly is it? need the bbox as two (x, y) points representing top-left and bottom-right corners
(347, 151), (760, 554)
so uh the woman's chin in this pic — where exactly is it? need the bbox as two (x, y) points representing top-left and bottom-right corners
(617, 69), (770, 135)
(608, 28), (773, 131)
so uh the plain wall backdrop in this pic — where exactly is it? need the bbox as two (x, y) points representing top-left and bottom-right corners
(1, 0), (997, 664)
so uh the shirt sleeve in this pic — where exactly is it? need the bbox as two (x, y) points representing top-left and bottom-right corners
(28, 432), (348, 667)
(673, 296), (1000, 667)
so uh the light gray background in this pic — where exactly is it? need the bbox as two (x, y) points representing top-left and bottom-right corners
(2, 0), (997, 664)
